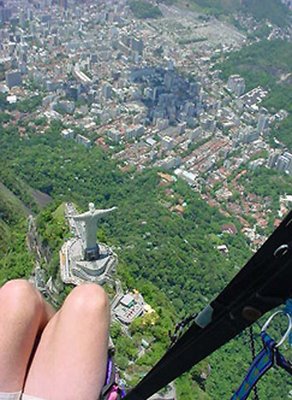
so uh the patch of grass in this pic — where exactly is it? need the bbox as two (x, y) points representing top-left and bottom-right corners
(129, 0), (163, 19)
(52, 202), (66, 221)
(0, 182), (30, 225)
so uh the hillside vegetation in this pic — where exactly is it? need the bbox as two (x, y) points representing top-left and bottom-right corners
(1, 119), (291, 398)
(0, 182), (30, 225)
(217, 39), (292, 150)
(172, 0), (291, 25)
(218, 40), (292, 91)
(0, 180), (29, 254)
(129, 0), (163, 19)
(0, 182), (34, 283)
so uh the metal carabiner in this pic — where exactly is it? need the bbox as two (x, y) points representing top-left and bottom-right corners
(261, 310), (292, 348)
(274, 244), (289, 258)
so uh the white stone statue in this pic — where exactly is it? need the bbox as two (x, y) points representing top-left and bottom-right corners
(73, 203), (117, 259)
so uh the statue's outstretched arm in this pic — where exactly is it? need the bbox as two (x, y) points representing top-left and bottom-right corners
(72, 213), (90, 220)
(96, 206), (117, 215)
(72, 207), (117, 220)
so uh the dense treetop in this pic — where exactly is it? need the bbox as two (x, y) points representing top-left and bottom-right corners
(129, 1), (163, 19)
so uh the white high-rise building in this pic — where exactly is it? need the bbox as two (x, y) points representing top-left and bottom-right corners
(227, 75), (246, 97)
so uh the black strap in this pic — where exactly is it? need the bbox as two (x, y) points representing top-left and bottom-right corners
(248, 326), (260, 400)
(124, 211), (292, 400)
(276, 351), (292, 375)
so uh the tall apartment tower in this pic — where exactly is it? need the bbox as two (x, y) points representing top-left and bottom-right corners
(257, 110), (269, 134)
(5, 71), (22, 88)
(59, 0), (68, 9)
(227, 75), (246, 97)
(268, 152), (280, 169)
(0, 1), (12, 23)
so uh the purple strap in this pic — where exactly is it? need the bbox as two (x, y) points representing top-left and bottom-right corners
(106, 357), (113, 385)
(103, 356), (126, 398)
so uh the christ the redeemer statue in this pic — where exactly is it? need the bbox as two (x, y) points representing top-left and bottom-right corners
(73, 203), (117, 261)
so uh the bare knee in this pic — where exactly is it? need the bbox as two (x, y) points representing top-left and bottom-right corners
(64, 284), (110, 318)
(0, 279), (44, 323)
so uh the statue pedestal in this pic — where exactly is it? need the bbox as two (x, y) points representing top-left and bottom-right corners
(84, 245), (100, 261)
(60, 238), (117, 286)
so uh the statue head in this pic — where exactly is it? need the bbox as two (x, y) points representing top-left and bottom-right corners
(89, 202), (95, 213)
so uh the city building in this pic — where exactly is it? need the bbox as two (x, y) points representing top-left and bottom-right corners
(102, 83), (113, 100)
(61, 128), (75, 139)
(161, 136), (175, 151)
(268, 151), (292, 176)
(76, 134), (91, 148)
(268, 152), (280, 169)
(59, 0), (68, 10)
(107, 128), (122, 144)
(227, 75), (246, 97)
(257, 110), (269, 134)
(131, 37), (144, 56)
(237, 127), (260, 144)
(5, 71), (22, 88)
(112, 291), (145, 325)
(0, 4), (12, 23)
(125, 125), (144, 141)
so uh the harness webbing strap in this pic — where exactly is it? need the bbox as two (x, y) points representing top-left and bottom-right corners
(284, 299), (292, 345)
(100, 357), (126, 400)
(231, 332), (292, 400)
(124, 211), (292, 400)
(231, 332), (275, 400)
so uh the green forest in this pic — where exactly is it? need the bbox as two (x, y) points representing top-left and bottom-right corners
(129, 1), (163, 19)
(1, 118), (291, 398)
(168, 0), (291, 25)
(218, 39), (292, 150)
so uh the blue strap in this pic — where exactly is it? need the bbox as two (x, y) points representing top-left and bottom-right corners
(284, 299), (292, 345)
(231, 331), (292, 400)
(230, 332), (275, 400)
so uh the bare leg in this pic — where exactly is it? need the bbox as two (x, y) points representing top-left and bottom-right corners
(24, 284), (110, 400)
(0, 280), (55, 392)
